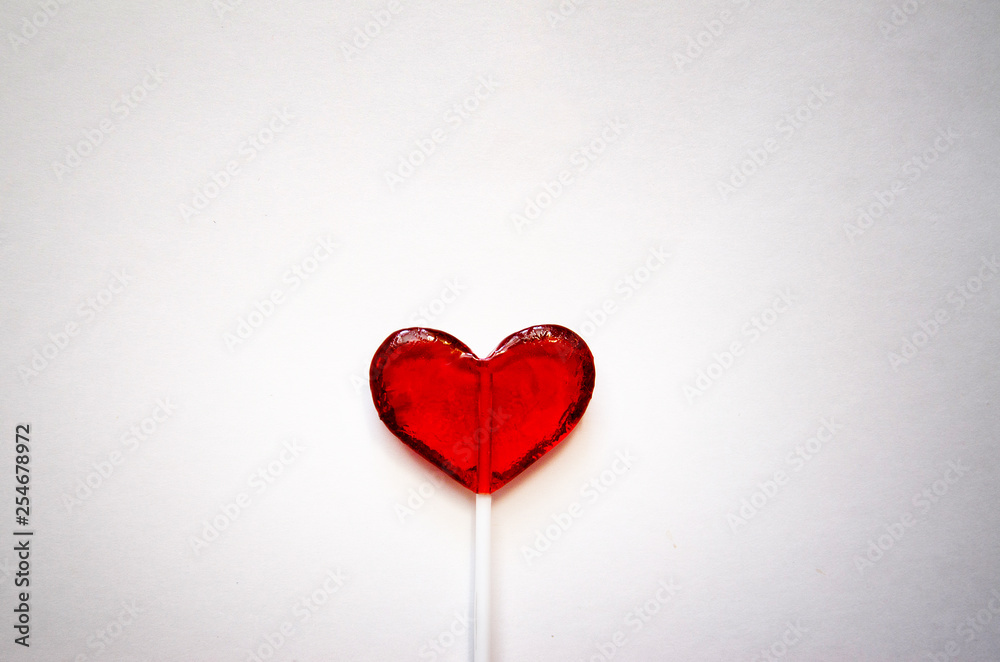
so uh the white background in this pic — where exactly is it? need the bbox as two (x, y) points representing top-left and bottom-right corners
(1, 1), (999, 660)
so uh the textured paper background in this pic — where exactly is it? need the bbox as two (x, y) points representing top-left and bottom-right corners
(1, 1), (999, 660)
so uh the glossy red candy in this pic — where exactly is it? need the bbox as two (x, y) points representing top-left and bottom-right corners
(370, 325), (595, 494)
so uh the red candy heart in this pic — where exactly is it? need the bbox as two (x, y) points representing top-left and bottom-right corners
(370, 325), (595, 494)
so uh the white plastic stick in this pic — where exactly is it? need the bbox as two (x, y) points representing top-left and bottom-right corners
(474, 492), (491, 662)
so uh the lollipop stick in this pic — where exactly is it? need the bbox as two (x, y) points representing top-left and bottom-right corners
(474, 492), (491, 662)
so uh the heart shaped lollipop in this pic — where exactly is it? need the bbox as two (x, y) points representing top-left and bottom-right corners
(370, 324), (595, 661)
(369, 324), (595, 493)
